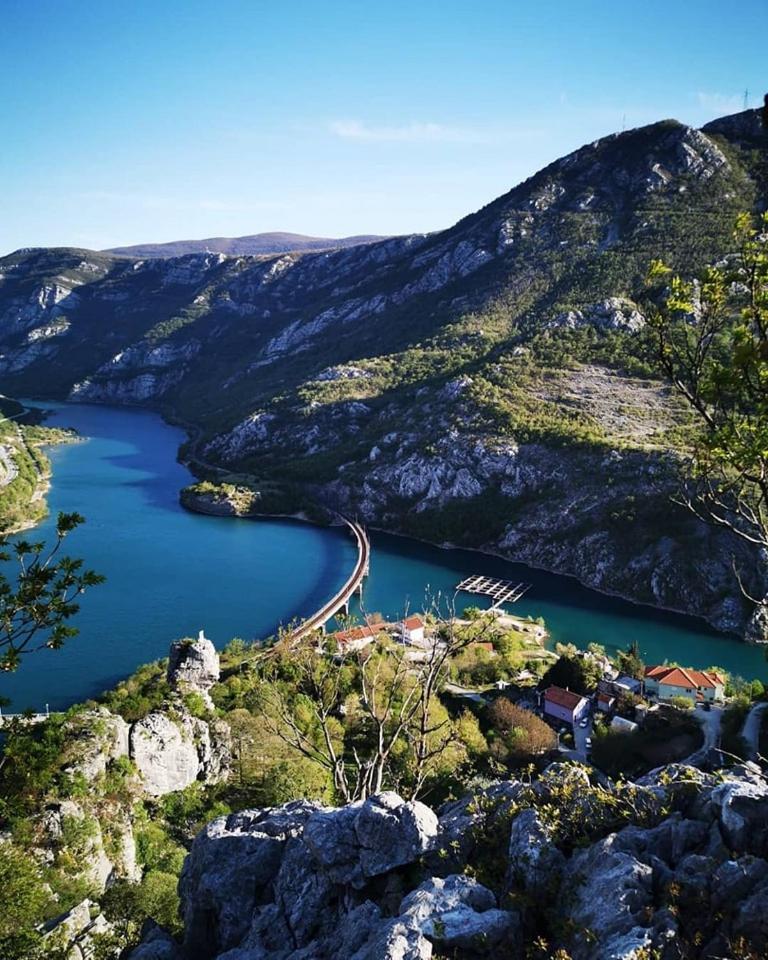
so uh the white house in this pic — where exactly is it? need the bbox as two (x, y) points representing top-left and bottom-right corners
(542, 686), (590, 726)
(644, 665), (726, 703)
(398, 615), (426, 646)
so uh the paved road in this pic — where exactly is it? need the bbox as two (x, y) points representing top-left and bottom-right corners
(741, 702), (768, 761)
(684, 705), (722, 766)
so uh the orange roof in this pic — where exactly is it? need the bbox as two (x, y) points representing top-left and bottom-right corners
(470, 642), (496, 653)
(597, 693), (615, 706)
(544, 686), (587, 711)
(645, 665), (724, 690)
(334, 623), (389, 644)
(402, 616), (424, 630)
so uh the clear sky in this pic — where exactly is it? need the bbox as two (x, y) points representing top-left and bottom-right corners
(1, 0), (765, 254)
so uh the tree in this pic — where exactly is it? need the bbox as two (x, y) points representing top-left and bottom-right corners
(0, 842), (50, 959)
(540, 647), (602, 694)
(487, 697), (556, 761)
(254, 611), (489, 801)
(644, 213), (768, 632)
(0, 512), (104, 672)
(616, 640), (645, 680)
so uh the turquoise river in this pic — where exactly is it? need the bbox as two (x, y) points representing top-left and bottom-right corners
(3, 401), (767, 711)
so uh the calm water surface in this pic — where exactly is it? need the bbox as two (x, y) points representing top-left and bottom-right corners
(3, 402), (766, 710)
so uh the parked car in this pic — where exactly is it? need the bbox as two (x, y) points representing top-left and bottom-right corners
(585, 736), (593, 751)
(579, 717), (590, 728)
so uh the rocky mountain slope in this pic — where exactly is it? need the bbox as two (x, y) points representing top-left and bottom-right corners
(1, 108), (766, 636)
(105, 232), (389, 259)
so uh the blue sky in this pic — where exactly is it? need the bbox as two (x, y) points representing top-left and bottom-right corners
(1, 0), (765, 253)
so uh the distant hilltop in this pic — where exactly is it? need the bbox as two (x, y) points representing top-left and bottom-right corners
(104, 231), (390, 259)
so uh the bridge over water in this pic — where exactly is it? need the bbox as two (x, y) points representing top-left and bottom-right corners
(286, 516), (370, 645)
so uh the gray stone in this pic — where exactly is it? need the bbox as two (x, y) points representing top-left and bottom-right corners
(400, 874), (519, 952)
(128, 922), (182, 960)
(506, 808), (565, 894)
(304, 792), (438, 887)
(167, 631), (220, 704)
(710, 778), (768, 855)
(559, 834), (654, 960)
(62, 707), (130, 781)
(348, 919), (432, 960)
(180, 801), (321, 959)
(129, 707), (229, 797)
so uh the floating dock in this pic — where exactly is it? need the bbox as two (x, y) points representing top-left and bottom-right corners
(456, 575), (531, 609)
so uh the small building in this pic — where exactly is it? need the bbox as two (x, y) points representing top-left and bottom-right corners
(610, 715), (639, 734)
(644, 665), (726, 704)
(398, 615), (426, 646)
(333, 622), (389, 653)
(596, 693), (616, 713)
(613, 675), (643, 696)
(542, 686), (590, 726)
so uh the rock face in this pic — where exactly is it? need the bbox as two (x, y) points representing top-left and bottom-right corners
(129, 632), (230, 795)
(175, 792), (517, 960)
(125, 758), (768, 960)
(167, 631), (220, 706)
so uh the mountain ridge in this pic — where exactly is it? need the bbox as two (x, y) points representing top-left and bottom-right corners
(104, 231), (391, 259)
(0, 108), (765, 638)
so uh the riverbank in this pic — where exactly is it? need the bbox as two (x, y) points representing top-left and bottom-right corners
(0, 416), (80, 536)
(182, 479), (741, 646)
(6, 399), (767, 714)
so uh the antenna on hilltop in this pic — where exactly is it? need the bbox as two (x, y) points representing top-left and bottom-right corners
(621, 113), (626, 132)
(744, 88), (750, 110)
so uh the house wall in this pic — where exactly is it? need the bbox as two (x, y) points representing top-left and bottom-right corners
(658, 681), (697, 702)
(544, 701), (573, 725)
(544, 698), (588, 726)
(644, 678), (660, 697)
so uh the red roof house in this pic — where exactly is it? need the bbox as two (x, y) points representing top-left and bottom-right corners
(644, 665), (725, 703)
(542, 685), (590, 726)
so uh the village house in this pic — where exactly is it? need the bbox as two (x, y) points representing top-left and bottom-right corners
(333, 622), (389, 653)
(398, 615), (426, 646)
(643, 664), (726, 703)
(596, 692), (616, 713)
(542, 685), (590, 726)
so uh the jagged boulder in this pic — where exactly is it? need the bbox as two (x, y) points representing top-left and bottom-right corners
(62, 707), (130, 781)
(710, 777), (768, 855)
(399, 874), (519, 953)
(303, 791), (438, 887)
(506, 808), (565, 895)
(558, 833), (655, 960)
(127, 921), (183, 960)
(180, 801), (321, 957)
(42, 800), (115, 892)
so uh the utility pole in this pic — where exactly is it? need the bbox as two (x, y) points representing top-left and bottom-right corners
(744, 88), (750, 111)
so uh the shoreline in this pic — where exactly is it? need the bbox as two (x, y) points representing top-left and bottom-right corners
(20, 395), (745, 643)
(179, 485), (737, 643)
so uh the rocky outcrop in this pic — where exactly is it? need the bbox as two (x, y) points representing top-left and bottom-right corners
(175, 792), (515, 960)
(62, 707), (130, 780)
(126, 758), (768, 960)
(130, 634), (230, 795)
(167, 631), (220, 706)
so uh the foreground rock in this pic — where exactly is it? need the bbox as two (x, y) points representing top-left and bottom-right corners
(128, 759), (768, 960)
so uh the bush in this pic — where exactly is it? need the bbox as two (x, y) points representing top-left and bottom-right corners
(0, 844), (49, 959)
(667, 695), (695, 711)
